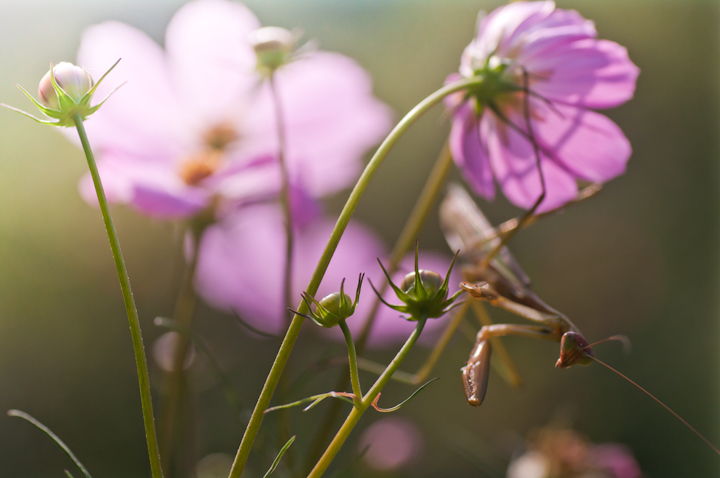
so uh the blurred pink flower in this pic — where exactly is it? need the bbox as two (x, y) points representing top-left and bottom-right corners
(67, 0), (392, 219)
(357, 417), (423, 471)
(447, 1), (639, 212)
(591, 444), (642, 478)
(194, 204), (386, 335)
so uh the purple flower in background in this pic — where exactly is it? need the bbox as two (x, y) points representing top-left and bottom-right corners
(67, 0), (392, 219)
(447, 1), (639, 212)
(357, 417), (423, 471)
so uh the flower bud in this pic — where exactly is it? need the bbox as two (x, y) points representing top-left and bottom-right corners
(38, 62), (94, 109)
(250, 26), (297, 72)
(372, 247), (463, 321)
(313, 292), (354, 328)
(400, 270), (445, 298)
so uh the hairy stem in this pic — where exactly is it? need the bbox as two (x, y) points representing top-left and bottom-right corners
(227, 78), (481, 478)
(72, 114), (163, 478)
(307, 317), (427, 478)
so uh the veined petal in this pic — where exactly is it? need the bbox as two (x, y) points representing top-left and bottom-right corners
(485, 113), (578, 212)
(524, 39), (639, 109)
(530, 102), (631, 183)
(449, 104), (495, 200)
(165, 0), (261, 125)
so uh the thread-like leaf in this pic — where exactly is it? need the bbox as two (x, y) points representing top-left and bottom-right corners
(371, 377), (439, 412)
(264, 391), (356, 414)
(263, 435), (296, 478)
(8, 410), (92, 478)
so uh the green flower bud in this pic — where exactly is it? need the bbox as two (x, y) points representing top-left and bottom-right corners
(371, 245), (464, 321)
(291, 275), (364, 328)
(2, 60), (121, 127)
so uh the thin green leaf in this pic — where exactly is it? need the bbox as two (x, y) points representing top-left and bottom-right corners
(85, 58), (122, 97)
(1, 103), (58, 125)
(65, 471), (76, 478)
(264, 391), (356, 414)
(371, 377), (439, 413)
(8, 410), (92, 478)
(263, 435), (296, 478)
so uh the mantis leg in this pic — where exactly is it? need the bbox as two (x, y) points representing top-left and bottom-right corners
(463, 323), (558, 406)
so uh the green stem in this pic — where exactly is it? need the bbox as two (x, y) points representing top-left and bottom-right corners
(338, 320), (361, 403)
(159, 226), (201, 476)
(307, 317), (427, 478)
(226, 77), (481, 478)
(72, 114), (163, 478)
(304, 140), (454, 473)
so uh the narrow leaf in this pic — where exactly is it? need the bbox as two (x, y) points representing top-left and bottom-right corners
(8, 410), (92, 478)
(264, 391), (357, 414)
(371, 378), (439, 413)
(263, 435), (296, 478)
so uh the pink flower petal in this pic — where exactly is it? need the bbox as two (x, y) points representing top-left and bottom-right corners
(530, 102), (631, 183)
(449, 104), (495, 200)
(71, 21), (195, 162)
(485, 112), (578, 212)
(524, 39), (640, 109)
(242, 52), (393, 197)
(195, 205), (386, 335)
(165, 0), (261, 125)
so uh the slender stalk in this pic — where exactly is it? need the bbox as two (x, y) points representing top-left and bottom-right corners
(227, 77), (482, 478)
(159, 227), (201, 476)
(269, 74), (294, 317)
(269, 73), (296, 473)
(307, 317), (427, 478)
(338, 320), (362, 403)
(304, 141), (454, 472)
(72, 114), (163, 478)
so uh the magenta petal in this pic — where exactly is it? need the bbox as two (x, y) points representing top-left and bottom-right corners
(132, 184), (209, 219)
(485, 113), (578, 212)
(531, 102), (631, 183)
(449, 105), (495, 200)
(194, 205), (387, 335)
(165, 0), (261, 124)
(524, 39), (640, 109)
(242, 52), (393, 197)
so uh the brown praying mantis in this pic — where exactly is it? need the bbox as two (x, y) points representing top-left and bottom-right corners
(440, 183), (720, 457)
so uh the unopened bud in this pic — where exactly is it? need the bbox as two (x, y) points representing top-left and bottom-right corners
(314, 292), (354, 328)
(250, 27), (297, 72)
(38, 62), (93, 109)
(400, 270), (445, 298)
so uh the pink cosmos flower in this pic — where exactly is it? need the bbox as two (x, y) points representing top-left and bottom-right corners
(447, 1), (639, 212)
(195, 203), (459, 343)
(67, 0), (392, 219)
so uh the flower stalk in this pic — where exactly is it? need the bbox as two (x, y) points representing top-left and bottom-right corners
(227, 76), (483, 478)
(72, 114), (163, 478)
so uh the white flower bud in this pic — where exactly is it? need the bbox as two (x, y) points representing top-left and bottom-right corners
(38, 62), (94, 110)
(249, 27), (297, 72)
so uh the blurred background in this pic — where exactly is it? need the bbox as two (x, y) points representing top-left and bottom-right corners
(0, 0), (718, 477)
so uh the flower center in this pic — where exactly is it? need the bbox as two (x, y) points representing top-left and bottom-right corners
(203, 123), (239, 151)
(179, 150), (223, 186)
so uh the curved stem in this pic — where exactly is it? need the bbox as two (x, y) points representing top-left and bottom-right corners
(72, 114), (163, 478)
(227, 77), (482, 478)
(159, 226), (201, 476)
(338, 320), (361, 403)
(303, 141), (454, 473)
(307, 317), (427, 478)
